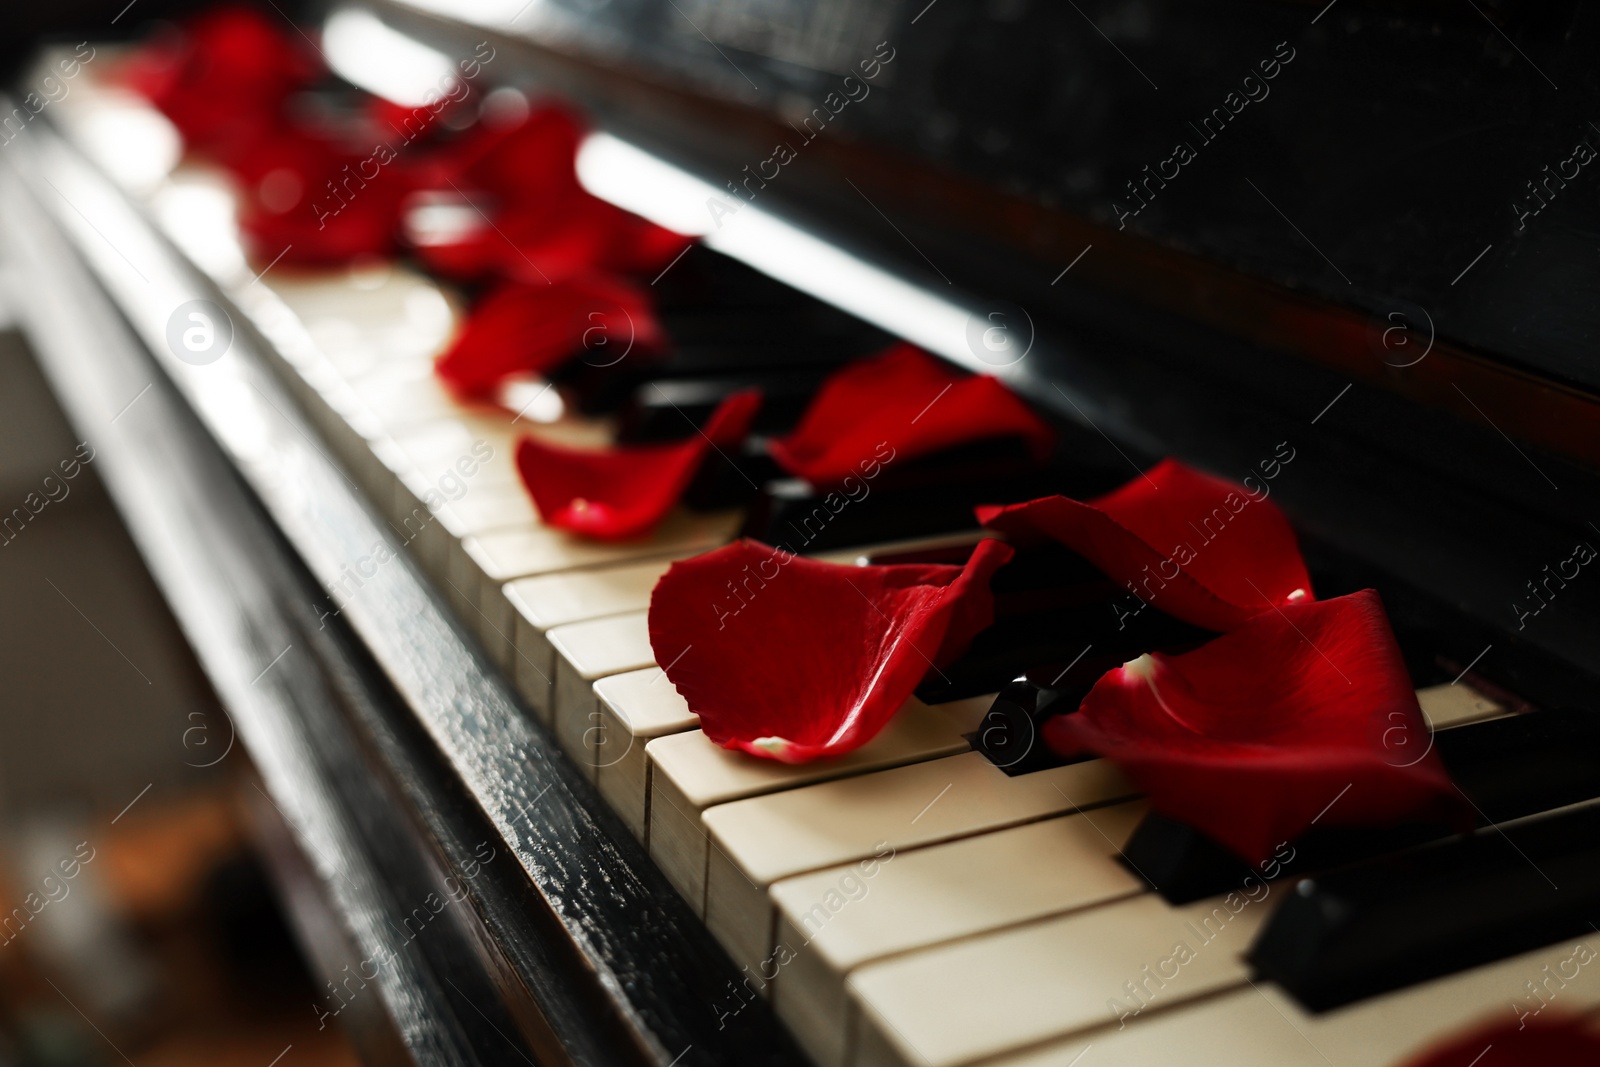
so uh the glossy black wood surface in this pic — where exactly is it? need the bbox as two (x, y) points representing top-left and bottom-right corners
(356, 0), (1599, 395)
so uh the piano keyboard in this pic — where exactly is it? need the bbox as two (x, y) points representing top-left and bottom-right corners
(40, 55), (1600, 1067)
(878, 938), (1600, 1067)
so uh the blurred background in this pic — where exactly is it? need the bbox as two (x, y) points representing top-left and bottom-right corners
(0, 3), (359, 1065)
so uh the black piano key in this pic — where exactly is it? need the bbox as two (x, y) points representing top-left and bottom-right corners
(647, 242), (808, 311)
(879, 539), (1216, 707)
(614, 370), (828, 442)
(658, 303), (885, 347)
(738, 440), (1106, 553)
(692, 427), (1094, 523)
(1122, 813), (1439, 905)
(815, 533), (1107, 580)
(971, 675), (1059, 774)
(919, 594), (1212, 705)
(555, 336), (871, 415)
(562, 248), (892, 413)
(603, 300), (891, 431)
(660, 335), (880, 372)
(970, 655), (1125, 773)
(682, 441), (782, 510)
(747, 474), (974, 548)
(1430, 704), (1600, 821)
(549, 254), (892, 414)
(1122, 705), (1600, 903)
(1249, 800), (1600, 1011)
(854, 541), (983, 566)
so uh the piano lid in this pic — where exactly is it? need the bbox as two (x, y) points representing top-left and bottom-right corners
(311, 0), (1600, 708)
(350, 0), (1600, 469)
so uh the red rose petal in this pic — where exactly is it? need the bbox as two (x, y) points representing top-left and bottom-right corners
(1043, 590), (1467, 863)
(123, 6), (319, 151)
(434, 276), (663, 399)
(978, 458), (1312, 633)
(226, 125), (415, 265)
(413, 182), (688, 286)
(434, 103), (586, 197)
(650, 538), (1015, 762)
(1400, 1015), (1600, 1066)
(769, 344), (1056, 489)
(127, 9), (422, 265)
(515, 390), (761, 540)
(364, 96), (465, 151)
(408, 105), (689, 283)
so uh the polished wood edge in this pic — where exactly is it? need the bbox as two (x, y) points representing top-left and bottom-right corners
(6, 97), (809, 1066)
(244, 780), (427, 1066)
(0, 139), (481, 1066)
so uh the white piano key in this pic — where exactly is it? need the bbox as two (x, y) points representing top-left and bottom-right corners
(545, 611), (655, 764)
(1416, 681), (1506, 728)
(849, 891), (1270, 1067)
(503, 558), (679, 723)
(270, 267), (459, 376)
(391, 420), (519, 493)
(288, 359), (389, 482)
(266, 277), (458, 496)
(283, 354), (414, 501)
(436, 480), (541, 534)
(592, 667), (699, 839)
(982, 935), (1600, 1067)
(453, 509), (740, 668)
(384, 428), (521, 567)
(647, 696), (993, 917)
(412, 481), (543, 586)
(703, 752), (1136, 979)
(353, 370), (513, 436)
(770, 801), (1148, 1067)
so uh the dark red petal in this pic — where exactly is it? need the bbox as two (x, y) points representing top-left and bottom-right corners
(442, 104), (586, 198)
(769, 344), (1056, 489)
(413, 188), (689, 285)
(435, 276), (662, 399)
(227, 129), (416, 265)
(978, 458), (1311, 632)
(123, 6), (319, 151)
(650, 538), (1015, 762)
(1043, 590), (1468, 863)
(407, 106), (690, 283)
(515, 390), (761, 540)
(1400, 1015), (1600, 1067)
(365, 97), (456, 146)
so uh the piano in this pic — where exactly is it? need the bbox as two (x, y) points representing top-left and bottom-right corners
(4, 0), (1600, 1064)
